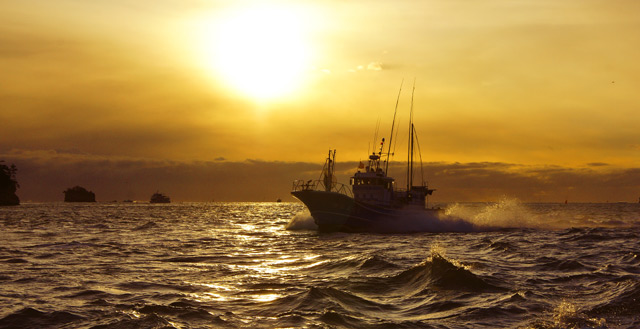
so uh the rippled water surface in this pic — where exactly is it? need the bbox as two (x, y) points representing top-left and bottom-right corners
(1, 202), (639, 328)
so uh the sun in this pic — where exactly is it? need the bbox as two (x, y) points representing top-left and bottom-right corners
(198, 4), (313, 101)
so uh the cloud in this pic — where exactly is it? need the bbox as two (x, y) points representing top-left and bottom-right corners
(367, 62), (383, 71)
(587, 162), (609, 167)
(3, 151), (639, 203)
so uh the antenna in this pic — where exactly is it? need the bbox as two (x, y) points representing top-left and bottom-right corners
(385, 79), (403, 174)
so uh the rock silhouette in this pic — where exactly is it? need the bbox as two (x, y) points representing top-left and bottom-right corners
(63, 186), (96, 202)
(150, 192), (170, 203)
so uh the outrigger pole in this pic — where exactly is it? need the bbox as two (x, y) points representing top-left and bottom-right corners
(385, 79), (404, 174)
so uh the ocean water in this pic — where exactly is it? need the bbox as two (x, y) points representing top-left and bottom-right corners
(1, 201), (639, 328)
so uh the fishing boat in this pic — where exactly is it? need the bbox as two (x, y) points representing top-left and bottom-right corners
(291, 86), (442, 232)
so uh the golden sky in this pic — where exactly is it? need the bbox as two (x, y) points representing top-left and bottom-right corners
(2, 0), (640, 201)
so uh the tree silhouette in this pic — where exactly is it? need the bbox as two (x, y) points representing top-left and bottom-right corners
(0, 161), (20, 206)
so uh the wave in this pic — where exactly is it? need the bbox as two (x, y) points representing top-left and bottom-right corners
(560, 228), (611, 242)
(259, 250), (504, 325)
(61, 289), (121, 300)
(533, 256), (591, 272)
(116, 281), (205, 294)
(527, 301), (607, 329)
(27, 241), (98, 251)
(489, 241), (514, 252)
(260, 285), (389, 320)
(0, 308), (84, 328)
(90, 313), (173, 329)
(306, 254), (401, 278)
(588, 279), (640, 318)
(359, 254), (401, 273)
(386, 251), (504, 294)
(135, 304), (225, 323)
(345, 249), (504, 299)
(163, 256), (223, 263)
(133, 221), (158, 230)
(0, 303), (232, 329)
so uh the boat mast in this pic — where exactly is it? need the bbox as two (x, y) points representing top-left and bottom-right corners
(407, 79), (415, 191)
(411, 123), (414, 188)
(385, 80), (403, 175)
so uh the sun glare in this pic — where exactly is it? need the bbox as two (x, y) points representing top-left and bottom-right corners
(197, 4), (313, 101)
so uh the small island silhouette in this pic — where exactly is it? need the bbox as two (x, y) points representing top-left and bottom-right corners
(0, 161), (20, 206)
(63, 186), (96, 202)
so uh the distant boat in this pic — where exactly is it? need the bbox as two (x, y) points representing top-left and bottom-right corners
(276, 198), (282, 203)
(292, 85), (442, 232)
(150, 192), (170, 204)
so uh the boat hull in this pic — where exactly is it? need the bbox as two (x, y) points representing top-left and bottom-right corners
(291, 190), (354, 232)
(291, 190), (443, 233)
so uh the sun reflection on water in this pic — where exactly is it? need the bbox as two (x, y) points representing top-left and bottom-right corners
(250, 293), (281, 303)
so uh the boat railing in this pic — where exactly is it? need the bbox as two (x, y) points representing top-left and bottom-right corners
(292, 180), (353, 197)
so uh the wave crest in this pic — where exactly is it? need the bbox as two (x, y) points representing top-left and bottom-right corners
(389, 251), (503, 294)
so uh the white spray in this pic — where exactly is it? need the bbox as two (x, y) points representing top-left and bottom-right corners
(445, 197), (552, 230)
(285, 210), (318, 230)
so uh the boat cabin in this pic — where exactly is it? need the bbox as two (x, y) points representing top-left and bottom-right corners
(351, 172), (395, 207)
(350, 152), (396, 207)
(350, 147), (433, 208)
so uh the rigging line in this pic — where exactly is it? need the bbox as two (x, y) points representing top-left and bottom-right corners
(385, 79), (404, 174)
(392, 115), (401, 155)
(371, 117), (381, 155)
(413, 125), (425, 185)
